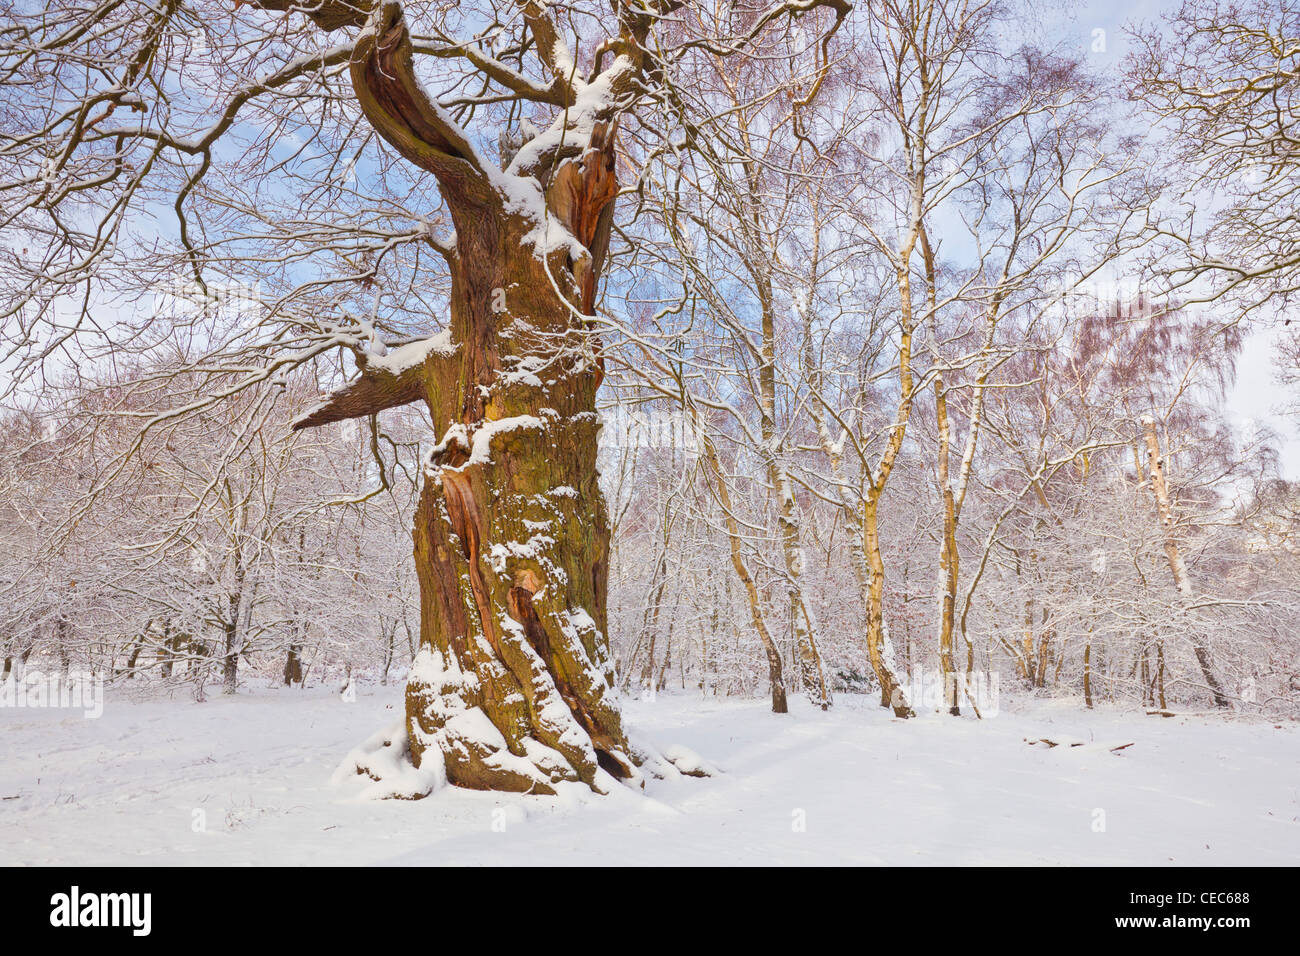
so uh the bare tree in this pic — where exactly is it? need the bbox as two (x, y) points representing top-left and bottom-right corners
(1, 0), (850, 792)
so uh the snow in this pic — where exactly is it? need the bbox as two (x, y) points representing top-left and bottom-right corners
(2, 686), (1297, 865)
(468, 415), (545, 465)
(367, 330), (456, 374)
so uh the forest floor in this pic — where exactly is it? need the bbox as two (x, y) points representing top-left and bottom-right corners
(2, 681), (1297, 865)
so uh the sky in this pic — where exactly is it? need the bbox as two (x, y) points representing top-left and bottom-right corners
(1043, 0), (1300, 479)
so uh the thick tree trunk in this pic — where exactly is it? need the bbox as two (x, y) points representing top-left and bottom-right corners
(283, 644), (304, 686)
(268, 0), (747, 793)
(395, 202), (644, 794)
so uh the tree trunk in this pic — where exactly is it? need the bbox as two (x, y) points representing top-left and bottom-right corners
(799, 282), (911, 717)
(863, 499), (914, 716)
(934, 377), (960, 715)
(222, 617), (239, 695)
(160, 625), (182, 679)
(1141, 417), (1229, 707)
(397, 207), (644, 794)
(269, 0), (747, 793)
(380, 623), (394, 686)
(284, 644), (304, 686)
(698, 418), (788, 714)
(124, 639), (142, 679)
(284, 6), (638, 792)
(770, 463), (829, 709)
(1083, 639), (1093, 709)
(56, 618), (72, 677)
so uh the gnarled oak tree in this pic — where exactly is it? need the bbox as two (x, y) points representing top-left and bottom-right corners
(1, 0), (847, 794)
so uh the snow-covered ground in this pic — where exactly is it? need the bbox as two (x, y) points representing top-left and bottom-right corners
(2, 684), (1297, 865)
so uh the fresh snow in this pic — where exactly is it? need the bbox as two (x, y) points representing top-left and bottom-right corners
(2, 685), (1297, 865)
(468, 415), (545, 465)
(368, 330), (456, 374)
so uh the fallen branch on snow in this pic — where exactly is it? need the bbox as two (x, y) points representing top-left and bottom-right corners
(1025, 736), (1134, 753)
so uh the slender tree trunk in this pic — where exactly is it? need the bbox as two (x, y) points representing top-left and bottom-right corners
(699, 421), (788, 713)
(770, 463), (829, 708)
(160, 625), (182, 679)
(56, 618), (71, 677)
(1035, 607), (1053, 688)
(124, 639), (142, 678)
(380, 623), (394, 686)
(862, 499), (913, 716)
(797, 255), (912, 717)
(222, 618), (239, 695)
(1141, 417), (1229, 707)
(1083, 634), (1093, 709)
(934, 376), (960, 714)
(1022, 593), (1036, 686)
(1156, 639), (1168, 711)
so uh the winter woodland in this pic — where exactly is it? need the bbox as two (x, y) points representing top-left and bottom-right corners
(2, 0), (1300, 818)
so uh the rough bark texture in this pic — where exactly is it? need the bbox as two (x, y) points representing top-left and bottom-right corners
(402, 218), (638, 793)
(273, 0), (647, 794)
(263, 0), (845, 791)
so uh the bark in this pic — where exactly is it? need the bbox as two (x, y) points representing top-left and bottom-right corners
(1083, 639), (1093, 709)
(628, 501), (673, 693)
(222, 581), (243, 695)
(747, 162), (828, 709)
(699, 420), (789, 714)
(928, 248), (997, 717)
(1140, 417), (1229, 708)
(934, 375), (960, 715)
(800, 306), (912, 717)
(273, 0), (649, 793)
(159, 624), (183, 679)
(863, 500), (912, 715)
(284, 644), (304, 686)
(380, 622), (394, 686)
(124, 639), (142, 678)
(769, 461), (829, 708)
(262, 0), (844, 791)
(222, 617), (239, 695)
(56, 618), (71, 677)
